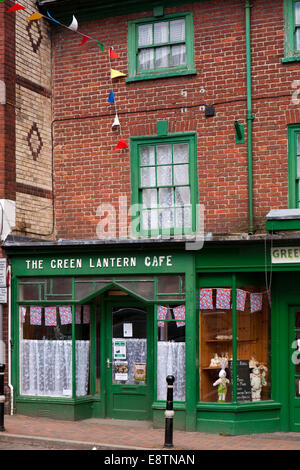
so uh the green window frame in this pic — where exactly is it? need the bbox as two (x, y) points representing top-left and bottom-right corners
(288, 124), (300, 207)
(283, 0), (300, 62)
(130, 132), (198, 237)
(127, 11), (196, 82)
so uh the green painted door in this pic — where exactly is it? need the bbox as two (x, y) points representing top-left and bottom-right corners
(106, 299), (153, 420)
(289, 307), (300, 431)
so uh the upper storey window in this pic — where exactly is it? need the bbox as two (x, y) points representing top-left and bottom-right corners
(127, 12), (196, 81)
(283, 0), (300, 61)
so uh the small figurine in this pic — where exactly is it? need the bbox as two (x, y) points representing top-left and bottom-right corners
(249, 356), (258, 369)
(250, 365), (267, 401)
(213, 369), (230, 402)
(210, 353), (220, 368)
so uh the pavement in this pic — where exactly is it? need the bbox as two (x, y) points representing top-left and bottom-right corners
(1, 414), (300, 451)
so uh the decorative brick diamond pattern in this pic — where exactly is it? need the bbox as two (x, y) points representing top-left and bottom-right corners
(26, 20), (43, 53)
(27, 122), (43, 161)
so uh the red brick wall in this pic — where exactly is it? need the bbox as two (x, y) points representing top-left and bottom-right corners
(52, 0), (296, 238)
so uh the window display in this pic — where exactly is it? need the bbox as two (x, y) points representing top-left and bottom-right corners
(200, 281), (271, 403)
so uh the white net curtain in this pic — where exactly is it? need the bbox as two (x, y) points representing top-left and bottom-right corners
(157, 341), (186, 401)
(20, 340), (90, 397)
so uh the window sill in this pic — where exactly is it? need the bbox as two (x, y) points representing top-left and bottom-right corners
(126, 69), (197, 83)
(196, 401), (281, 411)
(282, 56), (300, 63)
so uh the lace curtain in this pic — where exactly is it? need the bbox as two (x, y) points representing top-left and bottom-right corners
(157, 341), (186, 401)
(20, 340), (90, 397)
(113, 338), (147, 385)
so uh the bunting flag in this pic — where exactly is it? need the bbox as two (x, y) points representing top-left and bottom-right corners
(47, 11), (60, 24)
(59, 306), (72, 325)
(112, 114), (120, 128)
(7, 3), (26, 12)
(157, 305), (168, 327)
(68, 15), (78, 31)
(75, 305), (81, 324)
(79, 35), (89, 46)
(20, 306), (26, 324)
(97, 41), (104, 53)
(26, 12), (43, 21)
(30, 306), (42, 326)
(111, 68), (126, 79)
(236, 289), (247, 311)
(250, 293), (263, 313)
(116, 138), (128, 149)
(199, 288), (213, 309)
(109, 47), (120, 59)
(216, 288), (231, 309)
(108, 91), (115, 103)
(45, 307), (57, 326)
(173, 305), (185, 327)
(83, 305), (90, 324)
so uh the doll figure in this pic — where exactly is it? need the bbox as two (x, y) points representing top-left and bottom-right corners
(250, 366), (267, 401)
(213, 369), (230, 402)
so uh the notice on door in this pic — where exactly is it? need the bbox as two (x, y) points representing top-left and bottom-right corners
(114, 361), (128, 381)
(113, 339), (126, 360)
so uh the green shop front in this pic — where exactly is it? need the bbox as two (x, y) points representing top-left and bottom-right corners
(5, 237), (300, 434)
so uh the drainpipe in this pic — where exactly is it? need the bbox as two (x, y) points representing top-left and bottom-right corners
(7, 265), (13, 415)
(245, 0), (255, 233)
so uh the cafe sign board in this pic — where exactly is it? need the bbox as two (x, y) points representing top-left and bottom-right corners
(271, 247), (300, 263)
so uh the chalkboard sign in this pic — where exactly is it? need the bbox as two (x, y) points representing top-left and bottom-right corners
(228, 360), (252, 402)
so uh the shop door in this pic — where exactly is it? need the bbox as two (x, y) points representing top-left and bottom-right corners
(106, 301), (153, 420)
(289, 307), (300, 431)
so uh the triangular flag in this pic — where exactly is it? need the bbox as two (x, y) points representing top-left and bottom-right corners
(46, 11), (60, 24)
(7, 4), (26, 12)
(108, 91), (115, 103)
(98, 42), (104, 53)
(109, 48), (120, 59)
(26, 12), (43, 21)
(79, 35), (89, 46)
(111, 68), (126, 79)
(112, 114), (120, 128)
(116, 138), (128, 149)
(68, 15), (78, 31)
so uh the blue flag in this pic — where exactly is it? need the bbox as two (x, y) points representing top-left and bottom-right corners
(108, 91), (115, 103)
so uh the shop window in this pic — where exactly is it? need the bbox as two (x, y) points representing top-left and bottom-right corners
(199, 282), (271, 403)
(127, 12), (196, 82)
(130, 134), (198, 237)
(288, 124), (300, 207)
(283, 0), (300, 62)
(19, 304), (90, 398)
(156, 305), (186, 401)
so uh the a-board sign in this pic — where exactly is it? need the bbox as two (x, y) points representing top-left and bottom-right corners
(228, 360), (252, 402)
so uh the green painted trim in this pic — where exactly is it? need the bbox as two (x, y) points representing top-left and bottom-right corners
(283, 0), (300, 59)
(266, 220), (300, 231)
(157, 120), (168, 136)
(234, 121), (245, 144)
(127, 11), (196, 82)
(288, 124), (300, 209)
(282, 55), (300, 62)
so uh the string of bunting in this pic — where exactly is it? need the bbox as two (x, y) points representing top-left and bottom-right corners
(2, 0), (128, 150)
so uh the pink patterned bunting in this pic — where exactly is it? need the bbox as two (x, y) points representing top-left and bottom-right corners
(236, 289), (247, 311)
(30, 306), (42, 325)
(20, 306), (26, 323)
(59, 306), (72, 325)
(157, 305), (168, 327)
(45, 307), (57, 326)
(250, 293), (262, 313)
(216, 288), (231, 309)
(199, 288), (213, 309)
(173, 305), (185, 327)
(83, 305), (90, 324)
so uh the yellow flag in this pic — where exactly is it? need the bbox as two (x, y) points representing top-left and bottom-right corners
(26, 12), (43, 21)
(111, 68), (126, 79)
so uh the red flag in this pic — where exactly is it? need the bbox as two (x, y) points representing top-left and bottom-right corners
(109, 48), (120, 59)
(80, 35), (89, 46)
(7, 3), (26, 12)
(116, 138), (128, 149)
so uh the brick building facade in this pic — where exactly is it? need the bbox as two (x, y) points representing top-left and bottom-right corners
(3, 0), (300, 434)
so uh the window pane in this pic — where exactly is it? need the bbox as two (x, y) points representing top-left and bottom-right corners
(157, 144), (172, 164)
(159, 208), (174, 228)
(141, 166), (156, 187)
(155, 46), (170, 68)
(173, 143), (189, 163)
(157, 275), (180, 293)
(138, 24), (153, 46)
(140, 146), (155, 166)
(157, 165), (172, 186)
(159, 187), (174, 207)
(154, 21), (169, 44)
(142, 209), (158, 230)
(296, 2), (300, 24)
(297, 157), (300, 178)
(170, 19), (185, 42)
(172, 44), (186, 66)
(297, 28), (300, 50)
(19, 284), (39, 301)
(174, 164), (189, 185)
(139, 48), (154, 70)
(175, 186), (190, 205)
(142, 188), (157, 208)
(176, 206), (192, 228)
